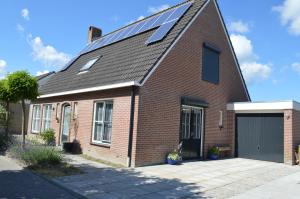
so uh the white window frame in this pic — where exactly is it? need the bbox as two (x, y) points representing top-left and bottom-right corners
(31, 105), (41, 133)
(41, 104), (52, 131)
(92, 101), (113, 145)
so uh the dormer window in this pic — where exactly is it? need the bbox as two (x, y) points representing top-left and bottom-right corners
(79, 57), (100, 72)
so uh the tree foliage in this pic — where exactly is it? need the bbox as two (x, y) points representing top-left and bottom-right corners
(7, 71), (39, 101)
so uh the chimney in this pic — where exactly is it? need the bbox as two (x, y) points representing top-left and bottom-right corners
(88, 26), (102, 43)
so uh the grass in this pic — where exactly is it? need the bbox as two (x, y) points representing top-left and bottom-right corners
(30, 162), (83, 178)
(80, 154), (124, 168)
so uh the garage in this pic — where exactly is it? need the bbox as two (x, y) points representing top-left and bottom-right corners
(236, 113), (284, 163)
(227, 101), (300, 165)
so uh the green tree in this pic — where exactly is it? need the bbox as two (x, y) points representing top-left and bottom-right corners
(0, 79), (16, 138)
(7, 71), (39, 147)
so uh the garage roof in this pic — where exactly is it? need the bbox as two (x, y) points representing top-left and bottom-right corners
(227, 101), (300, 113)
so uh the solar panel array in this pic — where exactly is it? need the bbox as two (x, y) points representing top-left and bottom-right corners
(60, 1), (192, 72)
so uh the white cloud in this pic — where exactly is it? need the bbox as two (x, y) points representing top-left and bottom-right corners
(229, 20), (249, 33)
(127, 4), (169, 25)
(127, 15), (145, 25)
(273, 0), (300, 36)
(28, 36), (70, 69)
(148, 4), (170, 14)
(36, 70), (49, 76)
(17, 24), (25, 32)
(21, 8), (30, 21)
(230, 34), (271, 84)
(292, 62), (300, 75)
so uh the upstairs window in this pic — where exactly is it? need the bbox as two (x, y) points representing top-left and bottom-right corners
(79, 57), (100, 72)
(202, 43), (220, 84)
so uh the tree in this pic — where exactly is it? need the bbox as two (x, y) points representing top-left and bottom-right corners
(0, 79), (15, 138)
(7, 71), (39, 147)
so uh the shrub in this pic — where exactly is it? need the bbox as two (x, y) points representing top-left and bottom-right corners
(0, 133), (11, 152)
(20, 146), (62, 167)
(167, 151), (182, 161)
(208, 146), (219, 156)
(40, 129), (56, 146)
(9, 140), (62, 167)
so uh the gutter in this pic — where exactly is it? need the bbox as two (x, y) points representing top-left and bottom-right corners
(38, 81), (141, 98)
(127, 86), (136, 167)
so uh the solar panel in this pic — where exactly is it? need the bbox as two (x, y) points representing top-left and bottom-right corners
(146, 2), (192, 44)
(146, 20), (177, 44)
(60, 2), (193, 72)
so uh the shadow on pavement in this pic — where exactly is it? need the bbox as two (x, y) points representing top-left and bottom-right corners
(53, 162), (211, 199)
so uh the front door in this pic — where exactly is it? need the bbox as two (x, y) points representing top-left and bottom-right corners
(61, 104), (71, 144)
(180, 106), (203, 159)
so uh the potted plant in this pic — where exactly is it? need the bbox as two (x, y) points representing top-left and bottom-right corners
(208, 146), (219, 160)
(167, 151), (182, 165)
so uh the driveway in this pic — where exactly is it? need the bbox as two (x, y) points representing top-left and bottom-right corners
(0, 155), (82, 199)
(53, 156), (300, 199)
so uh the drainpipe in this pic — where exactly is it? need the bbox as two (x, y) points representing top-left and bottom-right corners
(127, 86), (135, 167)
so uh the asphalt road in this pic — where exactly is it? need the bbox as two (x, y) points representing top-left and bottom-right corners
(0, 155), (81, 199)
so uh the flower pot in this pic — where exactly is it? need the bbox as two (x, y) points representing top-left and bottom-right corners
(167, 158), (180, 165)
(209, 154), (218, 160)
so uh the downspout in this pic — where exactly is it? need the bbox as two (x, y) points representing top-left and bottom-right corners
(127, 86), (135, 167)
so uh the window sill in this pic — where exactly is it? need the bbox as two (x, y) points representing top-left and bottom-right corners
(90, 142), (111, 148)
(31, 131), (40, 134)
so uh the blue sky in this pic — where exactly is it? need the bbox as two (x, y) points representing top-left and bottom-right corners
(0, 0), (299, 101)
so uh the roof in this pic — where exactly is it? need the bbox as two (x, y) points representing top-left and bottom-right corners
(39, 0), (208, 96)
(36, 71), (56, 88)
(227, 101), (300, 113)
(36, 71), (55, 81)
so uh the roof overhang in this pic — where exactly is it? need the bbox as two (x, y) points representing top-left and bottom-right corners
(38, 81), (141, 99)
(227, 101), (300, 113)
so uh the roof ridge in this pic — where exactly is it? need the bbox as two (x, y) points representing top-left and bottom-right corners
(94, 0), (194, 40)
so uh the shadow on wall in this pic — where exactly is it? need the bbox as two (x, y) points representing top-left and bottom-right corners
(53, 162), (211, 198)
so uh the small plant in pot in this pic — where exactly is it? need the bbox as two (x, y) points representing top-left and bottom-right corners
(208, 146), (219, 160)
(167, 150), (182, 165)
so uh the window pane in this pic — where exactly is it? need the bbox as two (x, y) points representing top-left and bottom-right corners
(103, 123), (112, 142)
(94, 123), (102, 141)
(95, 103), (104, 121)
(104, 103), (113, 122)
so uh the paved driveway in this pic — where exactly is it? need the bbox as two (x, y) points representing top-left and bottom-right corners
(0, 156), (81, 199)
(53, 156), (300, 199)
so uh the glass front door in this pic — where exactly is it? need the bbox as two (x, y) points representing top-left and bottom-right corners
(61, 104), (71, 144)
(180, 106), (203, 159)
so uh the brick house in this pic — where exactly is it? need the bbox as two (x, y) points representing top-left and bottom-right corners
(27, 0), (300, 166)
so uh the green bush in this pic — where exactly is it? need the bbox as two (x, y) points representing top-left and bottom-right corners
(0, 133), (11, 151)
(208, 146), (219, 156)
(9, 140), (62, 167)
(40, 129), (56, 146)
(167, 151), (182, 161)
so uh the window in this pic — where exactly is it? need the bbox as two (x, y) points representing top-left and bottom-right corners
(181, 106), (203, 140)
(202, 43), (220, 84)
(79, 57), (100, 72)
(42, 105), (52, 131)
(92, 101), (113, 144)
(31, 105), (41, 133)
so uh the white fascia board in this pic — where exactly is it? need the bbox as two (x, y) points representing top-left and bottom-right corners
(227, 101), (300, 112)
(38, 81), (140, 98)
(140, 0), (210, 86)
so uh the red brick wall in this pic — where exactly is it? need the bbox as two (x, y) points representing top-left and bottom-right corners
(28, 88), (136, 166)
(292, 110), (300, 164)
(134, 1), (248, 166)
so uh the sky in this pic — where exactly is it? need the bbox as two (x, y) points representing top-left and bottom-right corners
(0, 0), (299, 101)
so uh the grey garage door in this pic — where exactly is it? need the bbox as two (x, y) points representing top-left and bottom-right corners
(236, 114), (284, 163)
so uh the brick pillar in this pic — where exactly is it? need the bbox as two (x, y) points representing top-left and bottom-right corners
(284, 110), (293, 165)
(227, 110), (235, 157)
